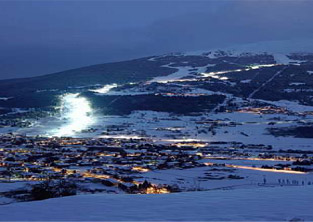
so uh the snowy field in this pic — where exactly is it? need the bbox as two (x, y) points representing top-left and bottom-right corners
(5, 104), (313, 155)
(0, 186), (312, 221)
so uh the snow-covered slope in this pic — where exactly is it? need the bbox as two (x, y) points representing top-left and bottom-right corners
(183, 39), (313, 65)
(185, 39), (313, 56)
(226, 39), (313, 54)
(1, 186), (313, 221)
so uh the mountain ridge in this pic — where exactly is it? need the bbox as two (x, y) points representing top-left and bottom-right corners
(1, 48), (313, 110)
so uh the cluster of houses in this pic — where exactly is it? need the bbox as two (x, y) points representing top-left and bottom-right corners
(0, 134), (204, 195)
(0, 132), (312, 200)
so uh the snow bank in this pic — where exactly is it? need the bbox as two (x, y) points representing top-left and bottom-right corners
(1, 186), (312, 221)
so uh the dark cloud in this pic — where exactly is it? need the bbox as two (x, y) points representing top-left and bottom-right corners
(0, 0), (312, 79)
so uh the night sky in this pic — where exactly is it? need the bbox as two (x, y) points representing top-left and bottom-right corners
(1, 0), (313, 79)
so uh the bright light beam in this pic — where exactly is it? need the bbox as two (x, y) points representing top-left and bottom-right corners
(54, 93), (94, 137)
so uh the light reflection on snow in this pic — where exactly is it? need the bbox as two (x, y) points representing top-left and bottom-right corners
(54, 93), (94, 137)
(98, 135), (144, 140)
(152, 64), (278, 83)
(201, 64), (278, 78)
(89, 83), (118, 94)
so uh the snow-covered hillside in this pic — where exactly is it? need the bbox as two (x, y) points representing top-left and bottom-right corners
(1, 186), (312, 221)
(185, 39), (313, 57)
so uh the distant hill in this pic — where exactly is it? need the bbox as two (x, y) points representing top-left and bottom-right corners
(0, 57), (176, 97)
(1, 50), (313, 111)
